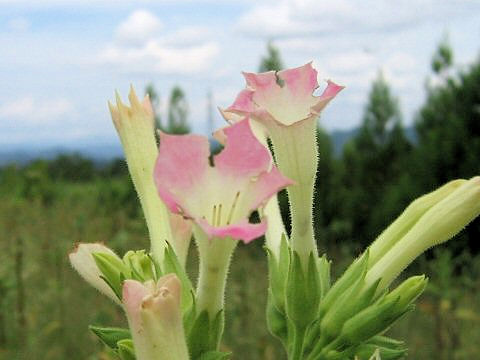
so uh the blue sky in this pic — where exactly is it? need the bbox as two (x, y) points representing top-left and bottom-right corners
(0, 0), (479, 148)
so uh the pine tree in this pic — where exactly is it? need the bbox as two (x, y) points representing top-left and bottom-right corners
(167, 86), (190, 135)
(414, 51), (480, 254)
(145, 83), (162, 130)
(340, 72), (412, 248)
(259, 42), (284, 72)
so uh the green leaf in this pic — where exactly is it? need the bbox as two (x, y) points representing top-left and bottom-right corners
(89, 325), (131, 350)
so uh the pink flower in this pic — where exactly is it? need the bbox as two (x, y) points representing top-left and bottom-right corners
(225, 62), (344, 129)
(122, 274), (189, 360)
(153, 117), (293, 243)
(222, 63), (344, 260)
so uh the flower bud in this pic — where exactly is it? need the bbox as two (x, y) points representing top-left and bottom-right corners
(69, 243), (122, 304)
(383, 275), (428, 311)
(366, 177), (480, 290)
(109, 87), (173, 265)
(122, 274), (189, 360)
(368, 179), (466, 267)
(123, 250), (156, 282)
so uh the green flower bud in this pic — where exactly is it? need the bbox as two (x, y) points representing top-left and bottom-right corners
(368, 179), (466, 267)
(340, 297), (402, 345)
(383, 275), (428, 312)
(123, 250), (156, 282)
(366, 177), (480, 290)
(109, 87), (173, 265)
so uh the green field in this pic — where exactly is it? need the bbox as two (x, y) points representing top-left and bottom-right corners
(0, 173), (478, 359)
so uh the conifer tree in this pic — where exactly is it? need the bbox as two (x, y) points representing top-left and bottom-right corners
(340, 72), (411, 248)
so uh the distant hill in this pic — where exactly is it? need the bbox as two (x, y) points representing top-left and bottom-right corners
(0, 126), (417, 166)
(330, 126), (417, 156)
(0, 143), (123, 166)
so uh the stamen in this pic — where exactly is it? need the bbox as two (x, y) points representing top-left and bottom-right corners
(217, 204), (223, 226)
(226, 191), (241, 225)
(212, 205), (217, 226)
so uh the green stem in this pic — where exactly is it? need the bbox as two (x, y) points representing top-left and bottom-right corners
(195, 230), (237, 319)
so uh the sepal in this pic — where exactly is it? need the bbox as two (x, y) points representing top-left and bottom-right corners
(266, 290), (288, 344)
(318, 254), (331, 299)
(319, 251), (369, 318)
(89, 325), (131, 350)
(117, 339), (136, 360)
(355, 336), (407, 360)
(123, 250), (156, 282)
(285, 250), (321, 329)
(163, 242), (194, 311)
(187, 309), (224, 359)
(92, 252), (129, 300)
(265, 234), (290, 312)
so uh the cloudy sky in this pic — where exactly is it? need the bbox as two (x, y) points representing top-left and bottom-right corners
(1, 0), (479, 148)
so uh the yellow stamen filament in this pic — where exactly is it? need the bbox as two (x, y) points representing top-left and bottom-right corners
(212, 205), (217, 226)
(227, 191), (241, 225)
(217, 204), (223, 226)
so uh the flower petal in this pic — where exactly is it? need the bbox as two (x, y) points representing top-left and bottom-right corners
(311, 80), (345, 114)
(277, 62), (319, 100)
(225, 89), (256, 114)
(244, 165), (295, 212)
(214, 118), (271, 176)
(154, 132), (210, 214)
(122, 279), (150, 329)
(197, 218), (268, 243)
(228, 63), (344, 127)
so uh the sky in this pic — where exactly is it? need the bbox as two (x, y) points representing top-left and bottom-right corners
(0, 0), (479, 149)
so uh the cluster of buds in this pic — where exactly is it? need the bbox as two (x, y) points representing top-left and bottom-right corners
(69, 63), (480, 360)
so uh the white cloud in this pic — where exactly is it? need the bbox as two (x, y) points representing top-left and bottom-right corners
(0, 96), (74, 125)
(325, 51), (376, 74)
(0, 0), (253, 7)
(97, 10), (220, 74)
(115, 9), (163, 45)
(6, 17), (30, 32)
(98, 40), (219, 74)
(159, 26), (213, 47)
(237, 0), (480, 38)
